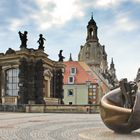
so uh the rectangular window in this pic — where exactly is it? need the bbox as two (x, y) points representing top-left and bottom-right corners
(88, 84), (97, 104)
(67, 89), (74, 96)
(68, 76), (74, 84)
(5, 68), (19, 96)
(70, 67), (76, 75)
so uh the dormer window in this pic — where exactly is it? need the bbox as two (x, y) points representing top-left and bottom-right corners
(70, 67), (76, 75)
(68, 76), (74, 84)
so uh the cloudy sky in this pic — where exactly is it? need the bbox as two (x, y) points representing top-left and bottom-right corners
(0, 0), (140, 81)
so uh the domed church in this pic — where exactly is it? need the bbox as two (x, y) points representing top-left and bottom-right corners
(78, 15), (118, 88)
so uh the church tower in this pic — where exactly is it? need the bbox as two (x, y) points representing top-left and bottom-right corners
(109, 58), (117, 85)
(86, 14), (98, 42)
(78, 14), (118, 88)
(78, 14), (108, 73)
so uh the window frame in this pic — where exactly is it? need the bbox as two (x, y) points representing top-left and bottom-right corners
(5, 68), (19, 96)
(70, 67), (76, 75)
(68, 76), (75, 84)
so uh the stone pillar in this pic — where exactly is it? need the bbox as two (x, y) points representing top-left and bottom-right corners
(44, 77), (50, 98)
(55, 69), (64, 104)
(34, 59), (45, 104)
(50, 77), (53, 98)
(18, 57), (28, 104)
(27, 59), (35, 103)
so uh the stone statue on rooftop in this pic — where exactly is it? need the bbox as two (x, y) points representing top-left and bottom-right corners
(18, 31), (28, 48)
(58, 50), (65, 62)
(37, 34), (46, 51)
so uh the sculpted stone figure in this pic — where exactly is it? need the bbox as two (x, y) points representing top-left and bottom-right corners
(37, 34), (46, 50)
(18, 31), (28, 48)
(58, 50), (65, 62)
(100, 78), (140, 133)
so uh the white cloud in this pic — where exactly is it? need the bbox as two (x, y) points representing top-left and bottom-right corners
(88, 0), (140, 9)
(100, 11), (139, 36)
(115, 12), (138, 31)
(7, 0), (85, 31)
(86, 0), (126, 9)
(133, 0), (140, 2)
(31, 0), (84, 30)
(95, 0), (122, 8)
(5, 0), (140, 32)
(9, 0), (139, 32)
(9, 19), (23, 31)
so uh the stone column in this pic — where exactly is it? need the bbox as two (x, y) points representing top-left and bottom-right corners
(34, 59), (45, 104)
(18, 57), (28, 104)
(55, 68), (64, 104)
(27, 59), (35, 104)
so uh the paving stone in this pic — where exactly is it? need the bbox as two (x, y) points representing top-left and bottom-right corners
(0, 113), (140, 140)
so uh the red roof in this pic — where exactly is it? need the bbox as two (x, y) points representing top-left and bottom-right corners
(63, 61), (97, 84)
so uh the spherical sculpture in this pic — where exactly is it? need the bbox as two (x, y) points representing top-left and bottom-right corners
(100, 78), (140, 133)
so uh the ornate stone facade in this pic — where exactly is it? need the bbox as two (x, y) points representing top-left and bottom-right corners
(78, 15), (104, 69)
(0, 48), (64, 105)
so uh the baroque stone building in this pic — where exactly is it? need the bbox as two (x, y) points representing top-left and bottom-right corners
(0, 45), (64, 105)
(78, 15), (118, 88)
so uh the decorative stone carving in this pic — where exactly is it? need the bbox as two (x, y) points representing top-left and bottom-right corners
(5, 48), (15, 55)
(58, 50), (65, 62)
(37, 34), (46, 51)
(18, 31), (28, 48)
(44, 69), (53, 79)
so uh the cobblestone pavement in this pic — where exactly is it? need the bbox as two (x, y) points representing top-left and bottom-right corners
(0, 113), (140, 140)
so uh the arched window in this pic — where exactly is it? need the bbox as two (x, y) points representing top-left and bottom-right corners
(5, 68), (19, 96)
(89, 28), (93, 36)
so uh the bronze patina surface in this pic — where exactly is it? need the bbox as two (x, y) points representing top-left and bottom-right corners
(100, 79), (140, 133)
